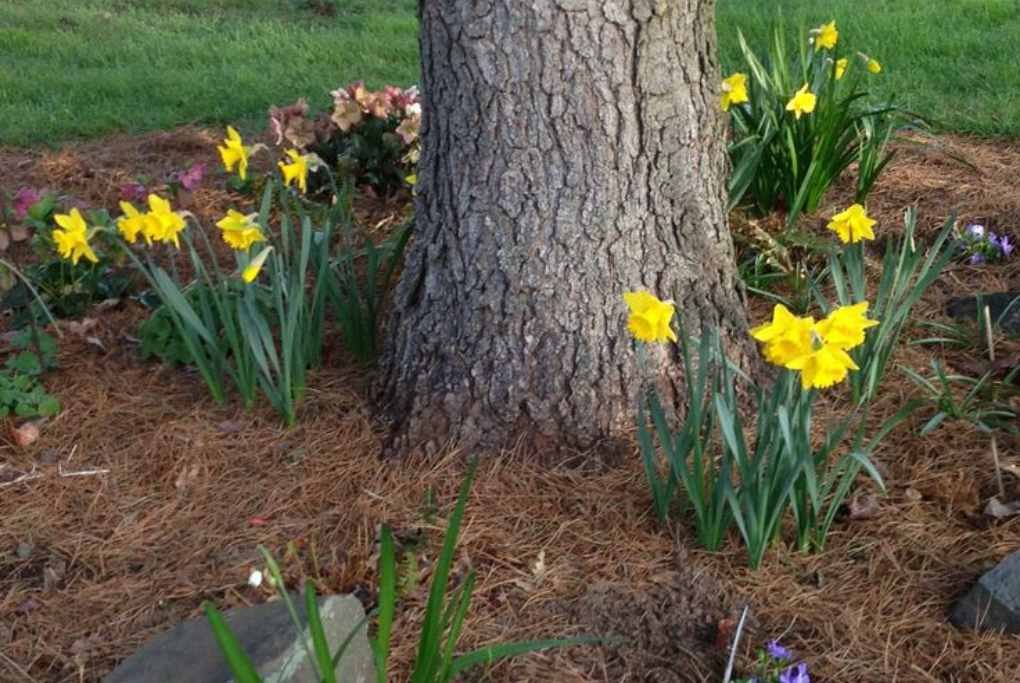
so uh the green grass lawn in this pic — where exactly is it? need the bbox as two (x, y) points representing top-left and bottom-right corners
(0, 0), (418, 147)
(2, 0), (1018, 147)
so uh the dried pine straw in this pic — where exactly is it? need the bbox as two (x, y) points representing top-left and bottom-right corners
(2, 130), (1020, 682)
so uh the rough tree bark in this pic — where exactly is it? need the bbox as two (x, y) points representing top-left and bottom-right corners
(375, 0), (749, 459)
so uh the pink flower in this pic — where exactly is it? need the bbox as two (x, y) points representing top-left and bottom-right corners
(120, 182), (147, 202)
(269, 98), (313, 147)
(396, 114), (420, 145)
(177, 162), (206, 191)
(12, 187), (41, 220)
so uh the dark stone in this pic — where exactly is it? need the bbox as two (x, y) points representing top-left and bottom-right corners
(104, 594), (373, 683)
(946, 292), (1020, 335)
(950, 551), (1020, 634)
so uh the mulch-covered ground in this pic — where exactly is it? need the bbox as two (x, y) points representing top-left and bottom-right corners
(1, 130), (1019, 682)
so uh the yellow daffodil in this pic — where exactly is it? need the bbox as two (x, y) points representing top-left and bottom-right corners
(145, 194), (187, 248)
(242, 246), (273, 284)
(814, 21), (839, 51)
(815, 302), (879, 351)
(53, 208), (99, 265)
(785, 341), (859, 390)
(720, 73), (750, 112)
(624, 290), (677, 344)
(751, 301), (879, 390)
(117, 201), (148, 244)
(218, 126), (249, 180)
(867, 58), (882, 74)
(750, 304), (815, 366)
(278, 149), (310, 194)
(835, 58), (848, 80)
(827, 203), (876, 243)
(785, 84), (817, 120)
(215, 209), (265, 251)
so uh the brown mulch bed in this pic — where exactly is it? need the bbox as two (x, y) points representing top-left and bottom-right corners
(2, 129), (1020, 682)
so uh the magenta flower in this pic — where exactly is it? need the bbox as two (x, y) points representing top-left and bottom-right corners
(12, 187), (41, 220)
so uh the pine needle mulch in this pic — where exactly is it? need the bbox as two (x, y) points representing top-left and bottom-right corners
(2, 130), (1020, 682)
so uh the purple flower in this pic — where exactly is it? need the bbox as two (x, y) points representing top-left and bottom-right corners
(177, 162), (206, 191)
(767, 640), (792, 661)
(120, 182), (147, 202)
(997, 235), (1014, 257)
(12, 187), (41, 220)
(969, 252), (986, 265)
(779, 662), (810, 683)
(966, 224), (985, 238)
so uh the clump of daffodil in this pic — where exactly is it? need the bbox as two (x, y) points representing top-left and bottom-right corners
(720, 73), (749, 112)
(785, 84), (816, 120)
(812, 20), (839, 51)
(242, 246), (273, 284)
(827, 203), (876, 243)
(52, 208), (99, 265)
(218, 126), (251, 180)
(216, 209), (265, 251)
(751, 302), (878, 390)
(624, 291), (677, 344)
(279, 149), (313, 194)
(835, 57), (849, 80)
(143, 194), (187, 248)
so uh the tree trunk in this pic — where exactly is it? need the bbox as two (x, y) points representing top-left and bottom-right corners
(375, 0), (749, 459)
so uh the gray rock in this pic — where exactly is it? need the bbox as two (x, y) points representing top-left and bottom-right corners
(946, 292), (1020, 336)
(950, 551), (1020, 634)
(104, 594), (374, 683)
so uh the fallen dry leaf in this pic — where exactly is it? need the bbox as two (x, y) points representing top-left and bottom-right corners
(11, 421), (40, 448)
(94, 298), (121, 311)
(174, 463), (200, 493)
(66, 318), (98, 337)
(849, 493), (882, 520)
(43, 557), (67, 593)
(217, 420), (244, 434)
(904, 487), (923, 503)
(714, 617), (738, 651)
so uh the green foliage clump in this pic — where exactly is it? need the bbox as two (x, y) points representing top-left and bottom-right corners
(725, 21), (917, 226)
(0, 327), (60, 419)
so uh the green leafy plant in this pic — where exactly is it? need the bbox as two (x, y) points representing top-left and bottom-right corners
(321, 185), (411, 362)
(137, 297), (201, 366)
(637, 330), (729, 549)
(204, 463), (595, 683)
(0, 326), (60, 419)
(903, 360), (1017, 434)
(726, 22), (914, 226)
(1, 199), (132, 326)
(268, 83), (420, 196)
